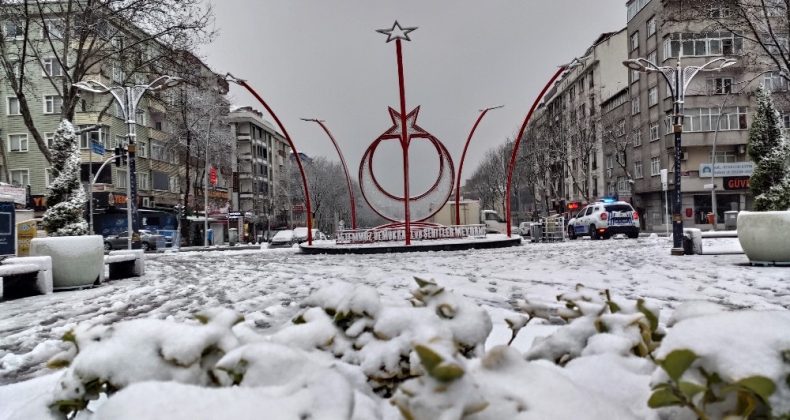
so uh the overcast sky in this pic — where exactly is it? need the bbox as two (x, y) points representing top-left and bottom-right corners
(202, 0), (626, 192)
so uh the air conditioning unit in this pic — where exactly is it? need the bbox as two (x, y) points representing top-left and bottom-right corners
(142, 197), (153, 208)
(606, 168), (613, 178)
(681, 152), (689, 161)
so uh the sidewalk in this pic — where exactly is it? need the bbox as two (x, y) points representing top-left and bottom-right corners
(160, 244), (263, 253)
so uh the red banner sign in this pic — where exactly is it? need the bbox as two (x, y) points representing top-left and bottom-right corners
(209, 166), (218, 186)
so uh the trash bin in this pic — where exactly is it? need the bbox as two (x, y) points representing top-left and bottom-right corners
(530, 223), (544, 243)
(706, 212), (715, 225)
(228, 228), (238, 246)
(724, 211), (739, 230)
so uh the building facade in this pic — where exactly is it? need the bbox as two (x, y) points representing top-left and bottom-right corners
(227, 107), (291, 241)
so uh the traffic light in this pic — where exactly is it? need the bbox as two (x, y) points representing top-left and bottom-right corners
(114, 147), (123, 167)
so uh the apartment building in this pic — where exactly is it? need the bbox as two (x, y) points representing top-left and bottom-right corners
(227, 107), (291, 241)
(0, 4), (227, 237)
(624, 0), (773, 229)
(524, 29), (629, 214)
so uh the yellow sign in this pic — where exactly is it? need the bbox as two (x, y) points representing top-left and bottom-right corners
(17, 220), (37, 256)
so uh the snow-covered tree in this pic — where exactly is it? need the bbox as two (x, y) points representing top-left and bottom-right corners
(747, 86), (790, 211)
(42, 120), (88, 236)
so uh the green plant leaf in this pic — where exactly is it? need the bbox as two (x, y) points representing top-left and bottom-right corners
(431, 362), (465, 382)
(414, 277), (435, 288)
(637, 299), (658, 332)
(61, 330), (76, 344)
(734, 376), (776, 401)
(46, 358), (71, 369)
(194, 314), (209, 324)
(661, 349), (697, 382)
(414, 344), (443, 374)
(606, 301), (621, 313)
(647, 388), (683, 408)
(678, 381), (706, 399)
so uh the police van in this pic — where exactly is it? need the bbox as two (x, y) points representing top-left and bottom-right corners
(567, 200), (640, 240)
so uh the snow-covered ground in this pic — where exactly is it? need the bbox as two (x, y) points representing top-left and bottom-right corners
(1, 235), (788, 386)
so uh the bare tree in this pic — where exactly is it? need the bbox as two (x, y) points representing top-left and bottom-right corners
(564, 115), (600, 202)
(289, 157), (349, 233)
(0, 0), (214, 163)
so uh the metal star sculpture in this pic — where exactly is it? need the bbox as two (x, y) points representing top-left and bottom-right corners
(376, 21), (417, 43)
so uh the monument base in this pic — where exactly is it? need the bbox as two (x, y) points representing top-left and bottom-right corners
(300, 234), (522, 255)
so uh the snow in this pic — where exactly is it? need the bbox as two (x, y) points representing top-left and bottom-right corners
(0, 237), (789, 418)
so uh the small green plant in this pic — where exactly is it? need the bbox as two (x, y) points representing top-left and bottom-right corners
(649, 349), (776, 419)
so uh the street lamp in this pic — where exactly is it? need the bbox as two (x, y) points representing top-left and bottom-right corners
(74, 75), (182, 249)
(623, 57), (735, 255)
(456, 105), (503, 226)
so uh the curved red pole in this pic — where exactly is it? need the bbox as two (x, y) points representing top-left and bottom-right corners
(505, 66), (568, 237)
(234, 79), (313, 245)
(304, 119), (357, 230)
(455, 106), (503, 225)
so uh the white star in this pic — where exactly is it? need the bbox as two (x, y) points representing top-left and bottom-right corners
(376, 21), (418, 43)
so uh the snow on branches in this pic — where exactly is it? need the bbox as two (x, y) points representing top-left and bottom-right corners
(748, 87), (790, 211)
(42, 120), (88, 236)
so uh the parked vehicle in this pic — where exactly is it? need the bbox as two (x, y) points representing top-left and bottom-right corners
(293, 227), (327, 243)
(269, 230), (296, 248)
(481, 210), (507, 234)
(567, 201), (640, 240)
(104, 229), (165, 251)
(518, 222), (538, 237)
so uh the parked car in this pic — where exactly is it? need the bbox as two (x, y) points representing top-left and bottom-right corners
(567, 201), (640, 240)
(104, 230), (165, 252)
(293, 227), (327, 243)
(269, 230), (296, 248)
(518, 222), (538, 237)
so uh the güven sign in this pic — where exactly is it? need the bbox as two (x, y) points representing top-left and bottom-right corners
(724, 176), (751, 190)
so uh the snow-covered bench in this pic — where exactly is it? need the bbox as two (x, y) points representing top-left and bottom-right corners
(105, 250), (145, 280)
(0, 256), (53, 300)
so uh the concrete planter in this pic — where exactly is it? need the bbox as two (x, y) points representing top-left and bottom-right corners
(737, 211), (790, 266)
(30, 235), (105, 290)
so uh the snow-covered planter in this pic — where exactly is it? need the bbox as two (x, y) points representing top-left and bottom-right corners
(30, 236), (104, 289)
(737, 211), (790, 266)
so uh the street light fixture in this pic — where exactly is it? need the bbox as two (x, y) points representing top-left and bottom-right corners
(74, 76), (182, 249)
(622, 57), (736, 255)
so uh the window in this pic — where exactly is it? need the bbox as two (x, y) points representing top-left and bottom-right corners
(647, 16), (656, 37)
(663, 31), (743, 58)
(631, 69), (640, 83)
(45, 168), (53, 187)
(42, 58), (63, 77)
(708, 77), (733, 95)
(111, 64), (124, 83)
(631, 31), (639, 51)
(647, 50), (657, 66)
(6, 97), (20, 115)
(44, 95), (62, 114)
(80, 128), (106, 149)
(10, 169), (29, 187)
(673, 107), (748, 132)
(764, 72), (788, 92)
(618, 177), (632, 193)
(715, 150), (738, 163)
(135, 110), (146, 126)
(42, 19), (64, 39)
(154, 121), (163, 131)
(45, 132), (55, 149)
(634, 160), (644, 179)
(9, 61), (20, 79)
(138, 140), (148, 158)
(633, 129), (642, 146)
(648, 87), (658, 106)
(616, 119), (626, 136)
(3, 21), (23, 40)
(116, 169), (128, 188)
(632, 97), (640, 115)
(9, 134), (29, 151)
(114, 102), (124, 118)
(151, 142), (165, 161)
(115, 135), (127, 148)
(138, 172), (150, 190)
(650, 157), (661, 176)
(709, 5), (732, 18)
(650, 122), (660, 140)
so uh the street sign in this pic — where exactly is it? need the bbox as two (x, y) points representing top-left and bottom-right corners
(703, 183), (716, 190)
(91, 141), (105, 156)
(660, 169), (668, 191)
(0, 201), (15, 257)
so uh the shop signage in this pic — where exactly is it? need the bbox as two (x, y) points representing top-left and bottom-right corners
(17, 220), (36, 256)
(336, 225), (487, 245)
(0, 201), (15, 256)
(699, 162), (754, 177)
(0, 185), (27, 205)
(724, 176), (751, 190)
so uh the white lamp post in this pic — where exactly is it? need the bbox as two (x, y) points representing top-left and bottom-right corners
(623, 57), (735, 255)
(74, 76), (181, 249)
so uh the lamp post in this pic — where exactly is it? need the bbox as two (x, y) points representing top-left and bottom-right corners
(456, 105), (503, 226)
(74, 76), (181, 249)
(623, 57), (735, 255)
